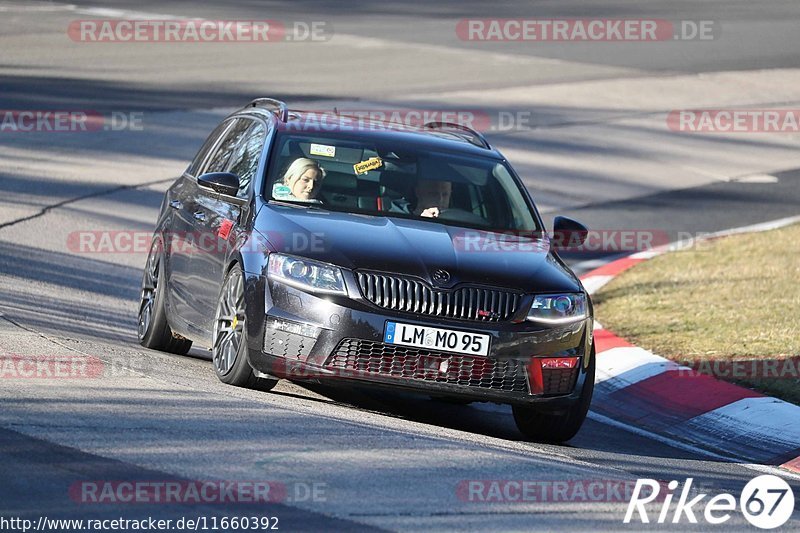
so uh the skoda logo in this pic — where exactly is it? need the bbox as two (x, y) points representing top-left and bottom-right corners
(432, 269), (451, 284)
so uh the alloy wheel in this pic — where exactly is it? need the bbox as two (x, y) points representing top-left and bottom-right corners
(137, 245), (159, 341)
(213, 269), (246, 376)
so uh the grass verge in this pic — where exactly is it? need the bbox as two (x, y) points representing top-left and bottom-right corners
(593, 223), (800, 404)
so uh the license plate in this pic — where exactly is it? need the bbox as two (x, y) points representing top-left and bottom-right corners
(383, 321), (490, 356)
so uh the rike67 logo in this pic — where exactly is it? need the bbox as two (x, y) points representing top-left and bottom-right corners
(625, 476), (795, 529)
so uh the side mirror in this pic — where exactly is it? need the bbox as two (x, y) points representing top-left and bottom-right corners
(553, 216), (589, 248)
(197, 172), (240, 198)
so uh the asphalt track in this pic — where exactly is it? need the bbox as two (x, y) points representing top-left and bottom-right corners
(1, 1), (799, 531)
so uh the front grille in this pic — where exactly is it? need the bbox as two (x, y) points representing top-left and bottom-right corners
(355, 272), (521, 322)
(327, 338), (529, 393)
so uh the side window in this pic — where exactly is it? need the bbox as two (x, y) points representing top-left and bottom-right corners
(188, 120), (233, 176)
(226, 121), (267, 197)
(203, 118), (251, 174)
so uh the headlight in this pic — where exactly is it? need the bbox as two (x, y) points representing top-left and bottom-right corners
(527, 293), (587, 324)
(267, 253), (347, 295)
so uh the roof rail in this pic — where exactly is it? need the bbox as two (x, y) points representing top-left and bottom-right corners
(248, 98), (289, 122)
(423, 121), (490, 149)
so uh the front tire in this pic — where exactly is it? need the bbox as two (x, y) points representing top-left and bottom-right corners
(512, 345), (595, 443)
(212, 265), (278, 391)
(137, 239), (192, 355)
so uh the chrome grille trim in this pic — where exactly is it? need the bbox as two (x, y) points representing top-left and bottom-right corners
(355, 272), (521, 322)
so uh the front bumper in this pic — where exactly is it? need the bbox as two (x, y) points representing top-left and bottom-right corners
(245, 274), (593, 407)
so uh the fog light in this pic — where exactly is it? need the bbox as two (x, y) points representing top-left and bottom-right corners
(527, 357), (581, 395)
(263, 317), (320, 360)
(541, 357), (579, 369)
(266, 317), (319, 338)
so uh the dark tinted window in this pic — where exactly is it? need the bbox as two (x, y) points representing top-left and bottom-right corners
(188, 120), (233, 176)
(265, 133), (539, 232)
(203, 118), (252, 174)
(227, 121), (267, 197)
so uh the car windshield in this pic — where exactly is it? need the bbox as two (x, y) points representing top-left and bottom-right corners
(265, 132), (540, 232)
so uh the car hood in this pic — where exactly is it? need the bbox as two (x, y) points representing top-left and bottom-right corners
(255, 205), (582, 293)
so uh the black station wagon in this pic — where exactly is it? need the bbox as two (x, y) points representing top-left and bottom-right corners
(138, 98), (595, 442)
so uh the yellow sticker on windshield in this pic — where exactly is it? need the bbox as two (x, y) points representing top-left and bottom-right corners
(353, 157), (383, 175)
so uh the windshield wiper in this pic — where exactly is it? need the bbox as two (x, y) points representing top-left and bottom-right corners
(269, 199), (329, 211)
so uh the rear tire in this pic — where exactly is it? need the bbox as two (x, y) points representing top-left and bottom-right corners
(212, 265), (278, 391)
(137, 239), (192, 355)
(512, 344), (595, 443)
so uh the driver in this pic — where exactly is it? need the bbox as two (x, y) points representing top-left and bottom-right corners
(413, 179), (452, 218)
(275, 158), (326, 202)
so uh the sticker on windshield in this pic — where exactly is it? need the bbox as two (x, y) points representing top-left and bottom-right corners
(353, 156), (383, 175)
(310, 143), (336, 157)
(272, 184), (292, 198)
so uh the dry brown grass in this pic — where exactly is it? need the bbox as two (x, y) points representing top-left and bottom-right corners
(593, 223), (800, 403)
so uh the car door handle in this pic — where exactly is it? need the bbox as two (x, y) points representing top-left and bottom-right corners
(169, 200), (183, 210)
(193, 211), (206, 222)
